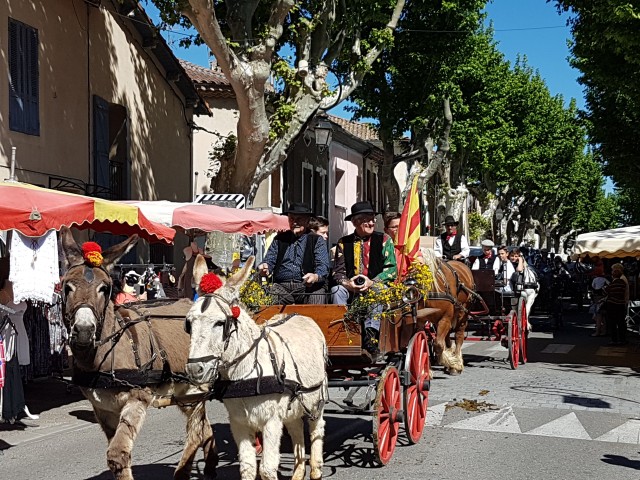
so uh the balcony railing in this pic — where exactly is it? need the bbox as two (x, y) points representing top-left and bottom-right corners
(49, 161), (126, 200)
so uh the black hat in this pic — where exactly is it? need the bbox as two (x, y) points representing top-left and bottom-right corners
(345, 201), (379, 221)
(442, 215), (459, 226)
(282, 202), (314, 216)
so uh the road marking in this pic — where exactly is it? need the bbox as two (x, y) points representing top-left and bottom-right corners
(446, 406), (521, 433)
(540, 344), (575, 354)
(426, 402), (447, 426)
(525, 413), (590, 440)
(596, 420), (640, 444)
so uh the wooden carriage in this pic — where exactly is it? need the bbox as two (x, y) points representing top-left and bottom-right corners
(470, 269), (529, 369)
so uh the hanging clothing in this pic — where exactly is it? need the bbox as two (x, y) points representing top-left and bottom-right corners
(9, 231), (60, 304)
(2, 355), (26, 421)
(0, 303), (29, 365)
(23, 303), (50, 378)
(0, 334), (6, 388)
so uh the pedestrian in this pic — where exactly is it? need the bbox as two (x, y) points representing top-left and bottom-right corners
(590, 273), (609, 337)
(603, 263), (629, 345)
(308, 215), (329, 241)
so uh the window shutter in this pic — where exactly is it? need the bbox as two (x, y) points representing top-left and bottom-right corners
(8, 19), (39, 135)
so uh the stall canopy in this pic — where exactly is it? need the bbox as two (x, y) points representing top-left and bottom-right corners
(0, 181), (175, 243)
(573, 225), (640, 259)
(127, 200), (289, 235)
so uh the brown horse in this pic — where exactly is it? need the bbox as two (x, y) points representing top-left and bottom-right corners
(60, 228), (217, 480)
(418, 250), (476, 375)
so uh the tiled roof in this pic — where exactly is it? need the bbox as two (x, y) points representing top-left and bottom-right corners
(179, 59), (235, 98)
(327, 114), (379, 141)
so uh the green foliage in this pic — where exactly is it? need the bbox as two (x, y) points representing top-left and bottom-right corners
(553, 0), (640, 223)
(468, 212), (491, 242)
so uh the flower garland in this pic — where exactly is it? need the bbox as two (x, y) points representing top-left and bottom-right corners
(345, 262), (434, 323)
(239, 273), (274, 312)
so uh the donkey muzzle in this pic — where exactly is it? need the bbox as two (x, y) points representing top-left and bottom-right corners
(186, 357), (218, 385)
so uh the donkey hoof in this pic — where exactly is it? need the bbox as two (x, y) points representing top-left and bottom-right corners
(448, 369), (461, 376)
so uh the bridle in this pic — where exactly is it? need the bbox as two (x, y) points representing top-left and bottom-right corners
(63, 263), (112, 345)
(185, 293), (240, 367)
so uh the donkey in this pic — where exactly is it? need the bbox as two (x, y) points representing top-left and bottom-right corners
(60, 228), (217, 480)
(185, 255), (327, 480)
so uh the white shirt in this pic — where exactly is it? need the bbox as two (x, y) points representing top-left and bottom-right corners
(592, 276), (609, 291)
(493, 258), (515, 292)
(434, 233), (470, 259)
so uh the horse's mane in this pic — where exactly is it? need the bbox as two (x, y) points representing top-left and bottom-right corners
(422, 248), (445, 292)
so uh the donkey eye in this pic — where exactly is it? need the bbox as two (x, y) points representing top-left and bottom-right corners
(184, 319), (192, 335)
(64, 284), (74, 297)
(99, 285), (110, 295)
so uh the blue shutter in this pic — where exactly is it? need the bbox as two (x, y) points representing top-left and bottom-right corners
(8, 18), (39, 135)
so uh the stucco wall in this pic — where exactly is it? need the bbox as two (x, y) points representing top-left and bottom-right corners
(192, 96), (239, 198)
(0, 1), (193, 203)
(0, 1), (89, 186)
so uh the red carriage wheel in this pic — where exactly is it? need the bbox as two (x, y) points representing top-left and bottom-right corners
(373, 366), (402, 465)
(403, 331), (430, 444)
(508, 312), (520, 370)
(519, 297), (528, 364)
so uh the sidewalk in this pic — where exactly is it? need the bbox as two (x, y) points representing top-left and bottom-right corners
(1, 374), (95, 450)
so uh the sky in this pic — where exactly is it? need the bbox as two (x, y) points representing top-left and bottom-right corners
(150, 0), (585, 113)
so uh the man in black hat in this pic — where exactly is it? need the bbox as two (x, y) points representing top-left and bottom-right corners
(332, 201), (397, 359)
(434, 215), (470, 261)
(258, 202), (330, 304)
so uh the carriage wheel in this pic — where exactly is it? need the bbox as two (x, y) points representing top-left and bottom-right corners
(508, 312), (520, 370)
(519, 297), (528, 364)
(373, 366), (402, 465)
(403, 331), (430, 444)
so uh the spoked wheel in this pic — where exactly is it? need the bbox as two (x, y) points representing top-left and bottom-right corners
(373, 366), (402, 465)
(507, 312), (520, 370)
(403, 331), (430, 444)
(519, 297), (528, 364)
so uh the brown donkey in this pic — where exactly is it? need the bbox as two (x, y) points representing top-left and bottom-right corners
(60, 228), (217, 480)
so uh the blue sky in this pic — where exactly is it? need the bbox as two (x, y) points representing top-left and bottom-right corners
(151, 1), (584, 113)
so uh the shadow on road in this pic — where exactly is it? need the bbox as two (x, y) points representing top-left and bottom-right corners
(602, 453), (640, 470)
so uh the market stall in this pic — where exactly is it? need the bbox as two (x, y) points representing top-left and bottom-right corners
(572, 225), (640, 260)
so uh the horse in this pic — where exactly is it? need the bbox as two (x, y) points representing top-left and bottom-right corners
(417, 249), (476, 375)
(60, 228), (217, 480)
(185, 254), (327, 480)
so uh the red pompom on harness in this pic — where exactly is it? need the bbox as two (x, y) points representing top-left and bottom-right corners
(82, 241), (103, 267)
(231, 305), (241, 318)
(200, 272), (223, 294)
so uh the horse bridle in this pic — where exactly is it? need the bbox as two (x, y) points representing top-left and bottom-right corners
(63, 264), (113, 344)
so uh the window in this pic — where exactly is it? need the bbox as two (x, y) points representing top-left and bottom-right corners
(93, 96), (129, 199)
(9, 18), (40, 135)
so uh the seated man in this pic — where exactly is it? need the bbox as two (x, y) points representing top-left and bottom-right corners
(493, 245), (515, 293)
(258, 202), (329, 304)
(332, 201), (397, 357)
(472, 239), (496, 270)
(383, 212), (424, 275)
(434, 215), (470, 260)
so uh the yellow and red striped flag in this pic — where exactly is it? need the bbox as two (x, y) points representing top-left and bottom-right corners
(396, 175), (421, 278)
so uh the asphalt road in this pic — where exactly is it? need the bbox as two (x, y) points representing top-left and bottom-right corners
(2, 308), (640, 480)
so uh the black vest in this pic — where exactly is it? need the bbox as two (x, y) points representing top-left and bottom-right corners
(441, 231), (462, 260)
(478, 253), (496, 270)
(342, 232), (384, 280)
(273, 231), (319, 277)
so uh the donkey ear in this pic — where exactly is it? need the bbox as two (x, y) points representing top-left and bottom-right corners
(192, 254), (209, 290)
(60, 227), (83, 267)
(226, 256), (255, 289)
(102, 235), (139, 271)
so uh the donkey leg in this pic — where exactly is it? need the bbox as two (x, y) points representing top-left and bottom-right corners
(93, 406), (119, 442)
(258, 418), (284, 480)
(174, 402), (218, 480)
(284, 417), (306, 480)
(107, 398), (149, 480)
(229, 418), (258, 480)
(308, 413), (326, 480)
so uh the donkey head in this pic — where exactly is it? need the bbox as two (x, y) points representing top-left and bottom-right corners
(60, 227), (138, 349)
(185, 254), (255, 384)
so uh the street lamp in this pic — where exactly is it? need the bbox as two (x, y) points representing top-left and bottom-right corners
(314, 119), (333, 152)
(495, 207), (504, 244)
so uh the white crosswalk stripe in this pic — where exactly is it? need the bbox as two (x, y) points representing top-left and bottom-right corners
(428, 404), (640, 444)
(525, 413), (591, 439)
